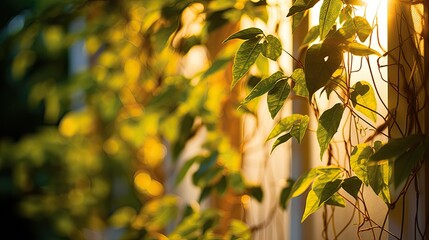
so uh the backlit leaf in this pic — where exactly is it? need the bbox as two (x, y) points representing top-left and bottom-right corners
(267, 114), (309, 141)
(350, 81), (377, 122)
(302, 189), (321, 222)
(292, 10), (307, 32)
(367, 160), (391, 204)
(241, 71), (284, 105)
(290, 168), (319, 198)
(287, 0), (320, 17)
(344, 0), (366, 6)
(228, 172), (245, 194)
(319, 179), (343, 205)
(344, 42), (380, 56)
(350, 143), (373, 185)
(353, 16), (372, 42)
(317, 103), (344, 160)
(325, 193), (345, 207)
(262, 35), (282, 61)
(319, 0), (343, 40)
(291, 68), (309, 98)
(223, 27), (263, 43)
(201, 57), (232, 79)
(305, 43), (342, 99)
(267, 79), (290, 118)
(393, 141), (425, 188)
(232, 37), (263, 89)
(289, 115), (310, 143)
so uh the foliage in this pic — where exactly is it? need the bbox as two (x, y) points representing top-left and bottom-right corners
(226, 0), (428, 239)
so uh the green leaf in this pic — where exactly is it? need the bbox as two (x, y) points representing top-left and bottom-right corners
(370, 134), (425, 161)
(325, 193), (346, 207)
(319, 0), (343, 40)
(353, 16), (372, 42)
(367, 160), (391, 204)
(301, 25), (320, 48)
(290, 115), (310, 143)
(305, 43), (342, 99)
(262, 35), (282, 61)
(228, 172), (245, 194)
(291, 68), (309, 98)
(287, 0), (320, 17)
(199, 186), (213, 202)
(302, 177), (338, 222)
(290, 168), (320, 198)
(350, 81), (377, 122)
(175, 158), (196, 186)
(267, 79), (290, 118)
(316, 103), (344, 160)
(267, 114), (309, 141)
(246, 186), (264, 202)
(292, 10), (307, 32)
(319, 179), (343, 205)
(393, 141), (425, 188)
(241, 71), (284, 105)
(271, 133), (293, 153)
(228, 219), (251, 240)
(341, 176), (362, 199)
(279, 179), (295, 209)
(215, 175), (228, 195)
(201, 57), (232, 79)
(232, 37), (263, 89)
(350, 144), (373, 185)
(344, 42), (381, 56)
(223, 27), (264, 43)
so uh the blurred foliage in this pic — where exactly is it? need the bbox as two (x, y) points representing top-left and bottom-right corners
(0, 0), (268, 239)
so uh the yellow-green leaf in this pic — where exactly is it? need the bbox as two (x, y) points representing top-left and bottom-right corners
(301, 25), (319, 48)
(290, 168), (319, 198)
(267, 114), (308, 141)
(291, 68), (309, 98)
(350, 81), (377, 122)
(344, 42), (381, 56)
(287, 0), (320, 17)
(262, 35), (282, 61)
(267, 79), (290, 118)
(350, 143), (373, 185)
(232, 37), (263, 89)
(241, 71), (284, 105)
(223, 27), (263, 43)
(317, 103), (344, 160)
(319, 0), (343, 40)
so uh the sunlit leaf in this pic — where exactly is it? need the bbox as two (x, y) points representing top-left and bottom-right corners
(319, 0), (342, 40)
(302, 189), (321, 222)
(290, 168), (319, 198)
(341, 176), (362, 199)
(232, 37), (263, 89)
(317, 103), (344, 160)
(350, 81), (377, 122)
(325, 193), (345, 207)
(305, 43), (342, 99)
(267, 114), (309, 141)
(262, 35), (282, 61)
(267, 79), (290, 118)
(350, 143), (373, 185)
(287, 0), (320, 17)
(223, 27), (264, 43)
(301, 25), (319, 48)
(289, 115), (310, 143)
(367, 160), (391, 204)
(319, 179), (343, 205)
(241, 71), (284, 105)
(291, 68), (309, 98)
(279, 179), (295, 209)
(228, 219), (251, 240)
(353, 16), (372, 42)
(344, 42), (381, 56)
